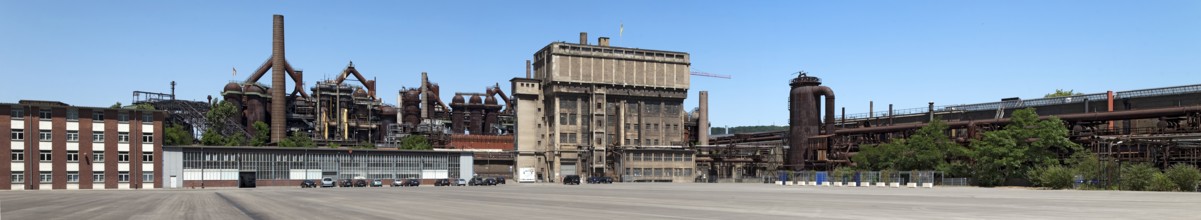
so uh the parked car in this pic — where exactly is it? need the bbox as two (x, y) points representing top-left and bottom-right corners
(469, 177), (486, 186)
(354, 179), (368, 187)
(321, 178), (336, 188)
(340, 179), (353, 187)
(434, 179), (451, 186)
(587, 176), (613, 184)
(495, 177), (506, 184)
(455, 178), (467, 186)
(484, 178), (497, 186)
(392, 179), (405, 187)
(301, 179), (317, 188)
(401, 178), (420, 187)
(563, 175), (581, 185)
(371, 179), (383, 187)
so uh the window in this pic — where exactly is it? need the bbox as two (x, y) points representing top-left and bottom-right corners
(11, 172), (23, 183)
(118, 152), (130, 162)
(93, 133), (104, 142)
(93, 151), (104, 162)
(142, 113), (153, 123)
(11, 109), (23, 119)
(10, 129), (22, 140)
(11, 150), (23, 161)
(39, 110), (51, 120)
(92, 111), (104, 121)
(118, 132), (130, 143)
(67, 151), (79, 162)
(118, 172), (130, 182)
(40, 172), (52, 183)
(39, 130), (51, 141)
(142, 154), (153, 162)
(67, 172), (79, 182)
(66, 109), (78, 121)
(39, 151), (51, 161)
(142, 133), (153, 143)
(118, 112), (129, 122)
(93, 173), (104, 182)
(66, 130), (79, 142)
(143, 173), (154, 182)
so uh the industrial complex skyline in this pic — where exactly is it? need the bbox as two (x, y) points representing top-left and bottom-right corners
(2, 1), (1198, 127)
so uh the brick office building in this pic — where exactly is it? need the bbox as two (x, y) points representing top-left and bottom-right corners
(2, 100), (164, 190)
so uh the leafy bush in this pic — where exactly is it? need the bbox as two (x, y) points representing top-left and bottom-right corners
(1164, 164), (1201, 192)
(1120, 163), (1159, 191)
(1029, 165), (1074, 189)
(1148, 173), (1179, 192)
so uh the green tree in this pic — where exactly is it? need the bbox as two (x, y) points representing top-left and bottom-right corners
(400, 135), (432, 150)
(1120, 163), (1159, 191)
(1164, 164), (1201, 192)
(1067, 151), (1102, 184)
(249, 121), (270, 146)
(133, 103), (155, 110)
(164, 124), (194, 146)
(969, 108), (1082, 186)
(200, 128), (225, 145)
(279, 132), (316, 148)
(110, 102), (123, 109)
(224, 134), (246, 146)
(1148, 172), (1179, 192)
(1044, 89), (1083, 98)
(1029, 164), (1074, 189)
(851, 119), (968, 174)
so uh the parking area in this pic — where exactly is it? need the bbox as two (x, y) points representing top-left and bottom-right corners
(1, 183), (1198, 219)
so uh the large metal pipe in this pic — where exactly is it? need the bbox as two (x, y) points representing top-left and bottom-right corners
(813, 86), (835, 134)
(835, 105), (1201, 135)
(270, 14), (286, 143)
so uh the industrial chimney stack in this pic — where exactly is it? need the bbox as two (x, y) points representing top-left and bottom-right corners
(270, 14), (287, 143)
(579, 32), (588, 45)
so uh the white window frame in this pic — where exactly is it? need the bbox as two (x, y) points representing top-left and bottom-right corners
(142, 154), (153, 162)
(11, 150), (23, 161)
(38, 110), (51, 120)
(142, 133), (153, 143)
(66, 130), (79, 142)
(93, 173), (105, 182)
(67, 172), (79, 182)
(118, 172), (130, 182)
(118, 132), (130, 143)
(39, 151), (51, 161)
(66, 151), (79, 162)
(39, 172), (52, 183)
(143, 173), (154, 183)
(39, 130), (51, 141)
(93, 133), (104, 142)
(10, 129), (22, 141)
(118, 152), (130, 162)
(11, 109), (23, 119)
(93, 151), (104, 162)
(11, 172), (23, 183)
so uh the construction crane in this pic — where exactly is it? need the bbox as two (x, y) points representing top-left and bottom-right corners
(690, 68), (732, 79)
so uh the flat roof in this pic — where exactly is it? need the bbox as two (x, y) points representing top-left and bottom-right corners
(166, 145), (473, 154)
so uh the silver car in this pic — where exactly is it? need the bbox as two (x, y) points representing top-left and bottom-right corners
(321, 177), (336, 187)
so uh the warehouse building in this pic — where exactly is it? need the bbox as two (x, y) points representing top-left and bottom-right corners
(512, 32), (692, 182)
(1, 100), (165, 190)
(161, 146), (473, 188)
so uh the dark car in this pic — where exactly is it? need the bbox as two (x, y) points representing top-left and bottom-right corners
(469, 177), (486, 186)
(587, 176), (613, 184)
(563, 175), (581, 185)
(301, 179), (317, 188)
(434, 179), (450, 186)
(340, 179), (353, 187)
(354, 179), (368, 187)
(401, 179), (420, 187)
(484, 178), (497, 186)
(495, 177), (506, 184)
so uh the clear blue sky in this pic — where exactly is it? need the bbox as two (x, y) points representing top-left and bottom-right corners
(2, 1), (1198, 127)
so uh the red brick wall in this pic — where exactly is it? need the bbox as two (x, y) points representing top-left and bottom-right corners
(154, 112), (163, 189)
(130, 111), (141, 189)
(0, 105), (10, 190)
(79, 109), (92, 189)
(52, 107), (66, 189)
(104, 109), (117, 189)
(448, 134), (515, 150)
(183, 180), (238, 188)
(28, 106), (39, 190)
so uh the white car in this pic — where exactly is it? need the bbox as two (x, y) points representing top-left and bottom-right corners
(321, 177), (336, 187)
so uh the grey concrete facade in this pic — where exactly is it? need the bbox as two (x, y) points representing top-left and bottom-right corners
(512, 34), (691, 182)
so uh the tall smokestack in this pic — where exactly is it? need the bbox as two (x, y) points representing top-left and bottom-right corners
(525, 60), (531, 78)
(699, 91), (709, 146)
(579, 32), (588, 45)
(421, 72), (429, 120)
(270, 14), (286, 143)
(598, 37), (610, 46)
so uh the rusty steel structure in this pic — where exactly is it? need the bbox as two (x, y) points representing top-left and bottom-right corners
(712, 74), (1201, 171)
(786, 72), (835, 170)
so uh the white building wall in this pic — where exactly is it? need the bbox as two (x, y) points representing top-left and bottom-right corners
(67, 163), (78, 171)
(39, 142), (52, 150)
(118, 163), (129, 171)
(11, 163), (22, 171)
(92, 184), (105, 189)
(141, 124), (153, 133)
(38, 121), (51, 130)
(11, 141), (21, 150)
(12, 120), (24, 129)
(118, 124), (129, 133)
(143, 163), (153, 172)
(67, 122), (79, 131)
(118, 144), (129, 152)
(67, 142), (78, 151)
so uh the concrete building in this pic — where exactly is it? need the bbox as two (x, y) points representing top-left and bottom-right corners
(512, 32), (691, 182)
(162, 146), (473, 188)
(615, 146), (696, 182)
(1, 100), (165, 190)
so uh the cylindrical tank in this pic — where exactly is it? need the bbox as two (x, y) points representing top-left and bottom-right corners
(788, 73), (835, 170)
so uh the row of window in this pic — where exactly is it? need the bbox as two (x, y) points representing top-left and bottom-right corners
(10, 171), (148, 183)
(626, 167), (694, 177)
(9, 130), (149, 143)
(627, 152), (692, 162)
(10, 150), (149, 162)
(10, 109), (149, 122)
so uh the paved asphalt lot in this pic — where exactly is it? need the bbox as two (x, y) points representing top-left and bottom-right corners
(1, 183), (1199, 219)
